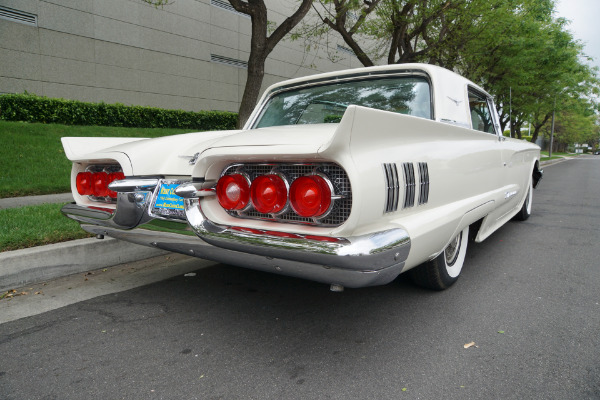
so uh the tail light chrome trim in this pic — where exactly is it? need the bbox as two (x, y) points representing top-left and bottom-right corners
(219, 163), (352, 227)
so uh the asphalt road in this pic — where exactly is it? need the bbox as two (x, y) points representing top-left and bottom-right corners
(1, 156), (599, 400)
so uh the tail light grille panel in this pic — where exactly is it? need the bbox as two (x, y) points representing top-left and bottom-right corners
(221, 163), (352, 227)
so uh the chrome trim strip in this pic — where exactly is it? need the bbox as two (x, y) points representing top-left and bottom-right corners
(403, 162), (416, 208)
(417, 162), (430, 205)
(383, 163), (400, 213)
(109, 179), (159, 192)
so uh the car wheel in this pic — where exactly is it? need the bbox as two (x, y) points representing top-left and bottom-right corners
(409, 226), (469, 290)
(514, 179), (533, 221)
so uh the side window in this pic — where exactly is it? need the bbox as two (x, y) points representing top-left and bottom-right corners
(468, 89), (496, 134)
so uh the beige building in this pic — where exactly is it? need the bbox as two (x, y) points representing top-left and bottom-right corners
(0, 0), (363, 113)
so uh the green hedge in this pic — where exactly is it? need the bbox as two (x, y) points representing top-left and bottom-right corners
(0, 93), (238, 130)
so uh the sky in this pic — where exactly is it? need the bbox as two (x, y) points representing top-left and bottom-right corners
(554, 0), (600, 71)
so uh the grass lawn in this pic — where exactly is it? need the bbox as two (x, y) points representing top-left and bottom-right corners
(0, 121), (196, 198)
(540, 151), (574, 157)
(0, 203), (94, 252)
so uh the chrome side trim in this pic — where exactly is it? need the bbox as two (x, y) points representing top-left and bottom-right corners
(417, 162), (430, 205)
(402, 162), (416, 208)
(383, 163), (400, 213)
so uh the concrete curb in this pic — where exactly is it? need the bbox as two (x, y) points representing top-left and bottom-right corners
(540, 157), (572, 167)
(0, 237), (166, 292)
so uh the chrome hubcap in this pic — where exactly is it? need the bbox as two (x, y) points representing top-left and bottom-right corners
(445, 232), (462, 266)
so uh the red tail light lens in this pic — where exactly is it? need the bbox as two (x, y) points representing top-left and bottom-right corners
(216, 174), (250, 210)
(290, 175), (332, 217)
(250, 175), (288, 214)
(92, 172), (110, 197)
(107, 172), (125, 198)
(76, 172), (93, 195)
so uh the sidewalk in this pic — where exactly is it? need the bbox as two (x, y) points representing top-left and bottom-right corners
(0, 192), (74, 210)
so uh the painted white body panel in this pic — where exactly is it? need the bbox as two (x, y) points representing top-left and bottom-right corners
(62, 64), (541, 284)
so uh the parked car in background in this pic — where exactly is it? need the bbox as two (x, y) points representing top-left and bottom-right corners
(61, 64), (542, 291)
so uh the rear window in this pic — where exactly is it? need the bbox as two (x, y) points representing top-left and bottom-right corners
(254, 76), (431, 128)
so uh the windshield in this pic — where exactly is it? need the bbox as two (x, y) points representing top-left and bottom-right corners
(254, 75), (431, 128)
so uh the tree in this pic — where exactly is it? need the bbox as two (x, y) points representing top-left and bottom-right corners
(297, 0), (598, 147)
(142, 0), (314, 128)
(301, 0), (480, 68)
(541, 95), (599, 152)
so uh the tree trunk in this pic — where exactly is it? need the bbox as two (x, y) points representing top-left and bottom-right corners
(530, 112), (552, 144)
(238, 54), (267, 129)
(230, 0), (313, 128)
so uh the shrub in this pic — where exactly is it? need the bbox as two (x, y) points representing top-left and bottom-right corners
(0, 93), (238, 130)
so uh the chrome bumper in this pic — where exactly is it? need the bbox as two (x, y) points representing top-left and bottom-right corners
(61, 184), (411, 288)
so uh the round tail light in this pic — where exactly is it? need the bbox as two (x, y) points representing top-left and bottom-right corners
(290, 175), (332, 218)
(107, 172), (125, 198)
(92, 172), (110, 197)
(216, 174), (250, 210)
(250, 175), (288, 214)
(76, 172), (93, 195)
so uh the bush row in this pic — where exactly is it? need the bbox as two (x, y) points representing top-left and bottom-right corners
(0, 93), (238, 130)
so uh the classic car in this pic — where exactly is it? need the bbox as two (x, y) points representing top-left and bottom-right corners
(61, 63), (543, 291)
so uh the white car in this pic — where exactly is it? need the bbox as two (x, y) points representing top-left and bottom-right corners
(61, 64), (542, 291)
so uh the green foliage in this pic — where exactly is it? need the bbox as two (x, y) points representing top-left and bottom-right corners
(0, 203), (93, 252)
(295, 0), (599, 148)
(0, 93), (238, 130)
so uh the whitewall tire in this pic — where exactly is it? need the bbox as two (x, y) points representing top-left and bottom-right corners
(409, 226), (469, 290)
(514, 179), (533, 221)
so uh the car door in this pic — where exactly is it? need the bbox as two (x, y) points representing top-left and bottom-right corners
(467, 89), (520, 219)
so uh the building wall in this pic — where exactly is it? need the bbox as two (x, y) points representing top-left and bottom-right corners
(0, 0), (362, 112)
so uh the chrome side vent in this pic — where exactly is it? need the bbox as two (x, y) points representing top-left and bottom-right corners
(402, 162), (416, 208)
(0, 6), (37, 26)
(383, 163), (400, 213)
(417, 162), (430, 205)
(210, 54), (248, 69)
